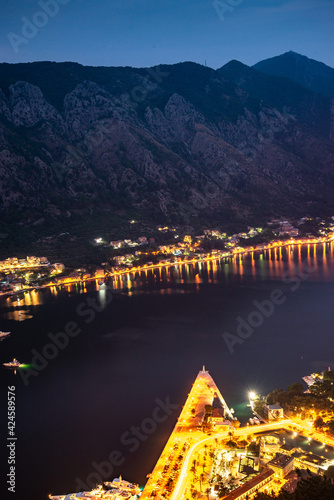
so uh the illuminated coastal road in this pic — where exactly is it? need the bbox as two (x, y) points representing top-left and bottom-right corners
(170, 433), (222, 500)
(141, 364), (334, 500)
(169, 420), (294, 500)
(141, 367), (314, 500)
(3, 236), (331, 298)
(109, 236), (334, 285)
(169, 420), (334, 500)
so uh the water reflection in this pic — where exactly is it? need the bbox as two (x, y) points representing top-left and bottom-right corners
(1, 242), (334, 321)
(0, 309), (33, 321)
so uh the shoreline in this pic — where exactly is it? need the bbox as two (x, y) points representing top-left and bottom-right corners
(1, 235), (333, 299)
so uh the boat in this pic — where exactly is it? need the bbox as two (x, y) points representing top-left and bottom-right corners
(49, 477), (141, 500)
(0, 331), (11, 340)
(104, 476), (141, 495)
(3, 358), (22, 369)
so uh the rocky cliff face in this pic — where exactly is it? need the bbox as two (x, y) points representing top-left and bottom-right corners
(0, 57), (334, 235)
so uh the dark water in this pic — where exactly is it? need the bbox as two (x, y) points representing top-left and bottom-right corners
(1, 242), (334, 500)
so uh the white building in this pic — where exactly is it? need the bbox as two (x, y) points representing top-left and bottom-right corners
(264, 404), (284, 420)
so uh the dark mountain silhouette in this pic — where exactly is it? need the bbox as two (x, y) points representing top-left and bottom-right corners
(253, 51), (334, 99)
(0, 54), (333, 252)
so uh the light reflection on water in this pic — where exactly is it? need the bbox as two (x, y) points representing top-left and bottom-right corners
(0, 241), (334, 500)
(0, 309), (33, 321)
(1, 241), (334, 321)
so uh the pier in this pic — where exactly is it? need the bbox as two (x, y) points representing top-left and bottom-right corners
(140, 366), (232, 499)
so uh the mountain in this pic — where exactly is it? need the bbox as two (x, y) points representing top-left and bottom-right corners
(0, 57), (334, 257)
(253, 51), (334, 99)
(218, 59), (332, 139)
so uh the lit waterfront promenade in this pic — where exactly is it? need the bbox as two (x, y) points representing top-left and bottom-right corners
(2, 235), (331, 297)
(107, 235), (334, 285)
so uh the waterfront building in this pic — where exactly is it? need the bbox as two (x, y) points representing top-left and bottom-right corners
(219, 468), (275, 499)
(264, 404), (284, 420)
(268, 453), (294, 479)
(279, 444), (296, 456)
(211, 407), (225, 423)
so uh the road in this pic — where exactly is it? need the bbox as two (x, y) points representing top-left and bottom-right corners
(169, 421), (294, 500)
(140, 367), (334, 500)
(165, 420), (334, 500)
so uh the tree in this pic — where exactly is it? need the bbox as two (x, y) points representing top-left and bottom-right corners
(253, 400), (266, 417)
(254, 474), (334, 499)
(190, 459), (197, 474)
(237, 439), (249, 448)
(327, 420), (334, 434)
(217, 484), (229, 497)
(294, 474), (334, 500)
(190, 486), (197, 499)
(287, 382), (304, 394)
(231, 419), (241, 429)
(204, 405), (212, 416)
(199, 473), (205, 492)
(323, 370), (334, 383)
(266, 388), (288, 407)
(314, 416), (324, 429)
(247, 440), (260, 455)
(325, 465), (334, 479)
(310, 380), (332, 398)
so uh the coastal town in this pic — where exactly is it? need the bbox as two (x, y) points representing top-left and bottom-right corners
(3, 217), (334, 499)
(2, 6), (334, 500)
(48, 366), (334, 500)
(2, 219), (334, 499)
(1, 217), (334, 295)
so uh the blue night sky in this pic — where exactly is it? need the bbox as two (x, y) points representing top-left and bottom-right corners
(0, 0), (333, 69)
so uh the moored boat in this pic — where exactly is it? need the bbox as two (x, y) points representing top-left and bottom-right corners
(0, 331), (11, 340)
(3, 358), (22, 369)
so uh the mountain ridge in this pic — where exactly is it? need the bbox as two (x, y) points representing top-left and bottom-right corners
(253, 51), (334, 99)
(0, 53), (334, 255)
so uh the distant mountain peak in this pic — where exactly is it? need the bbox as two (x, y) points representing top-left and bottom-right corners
(253, 52), (334, 98)
(219, 59), (249, 70)
(287, 50), (303, 56)
(0, 55), (334, 252)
